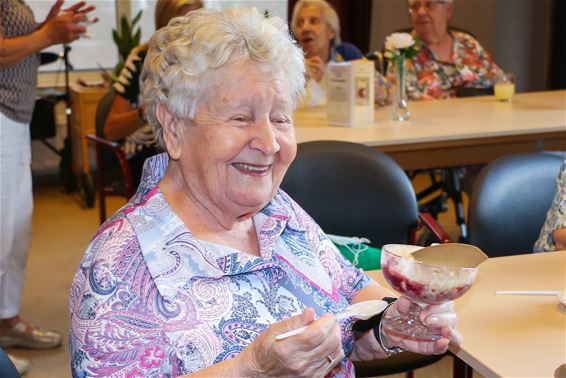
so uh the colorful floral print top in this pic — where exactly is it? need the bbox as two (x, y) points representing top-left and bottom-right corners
(69, 153), (371, 377)
(387, 31), (502, 101)
(534, 158), (566, 252)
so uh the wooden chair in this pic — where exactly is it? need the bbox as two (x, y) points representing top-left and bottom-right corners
(280, 141), (453, 377)
(86, 91), (135, 224)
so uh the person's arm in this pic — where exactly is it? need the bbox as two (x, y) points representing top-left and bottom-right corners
(348, 283), (398, 361)
(103, 95), (146, 141)
(552, 228), (566, 250)
(0, 0), (93, 68)
(349, 284), (461, 361)
(104, 44), (151, 141)
(305, 56), (326, 83)
(462, 33), (502, 81)
(0, 23), (54, 68)
(534, 160), (566, 252)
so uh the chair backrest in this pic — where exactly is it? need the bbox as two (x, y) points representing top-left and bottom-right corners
(467, 152), (564, 257)
(94, 91), (122, 169)
(280, 141), (419, 248)
(95, 91), (116, 138)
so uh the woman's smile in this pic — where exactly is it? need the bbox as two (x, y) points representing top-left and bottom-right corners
(231, 162), (273, 176)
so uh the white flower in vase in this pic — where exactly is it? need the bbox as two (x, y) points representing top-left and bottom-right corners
(384, 33), (419, 61)
(385, 33), (416, 51)
(384, 33), (419, 121)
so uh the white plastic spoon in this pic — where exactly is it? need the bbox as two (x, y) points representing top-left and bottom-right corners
(275, 299), (389, 341)
(496, 290), (566, 305)
(495, 290), (561, 295)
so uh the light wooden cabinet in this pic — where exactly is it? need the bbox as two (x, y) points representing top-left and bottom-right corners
(69, 83), (109, 173)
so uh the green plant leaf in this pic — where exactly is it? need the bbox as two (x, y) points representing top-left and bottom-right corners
(132, 9), (143, 26)
(110, 10), (144, 81)
(120, 15), (128, 36)
(134, 29), (141, 46)
(112, 29), (119, 45)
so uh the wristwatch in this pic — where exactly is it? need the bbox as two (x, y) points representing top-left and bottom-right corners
(351, 297), (404, 355)
(373, 297), (404, 355)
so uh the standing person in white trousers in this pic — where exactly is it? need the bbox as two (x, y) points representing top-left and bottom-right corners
(0, 0), (97, 374)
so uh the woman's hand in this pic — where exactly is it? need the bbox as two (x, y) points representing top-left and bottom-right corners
(305, 56), (326, 83)
(62, 1), (98, 18)
(374, 72), (391, 106)
(382, 297), (462, 355)
(39, 0), (99, 45)
(239, 308), (344, 378)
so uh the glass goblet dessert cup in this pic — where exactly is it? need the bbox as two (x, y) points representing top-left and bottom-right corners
(380, 244), (478, 342)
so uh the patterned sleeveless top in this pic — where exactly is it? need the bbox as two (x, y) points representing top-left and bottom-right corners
(0, 0), (40, 123)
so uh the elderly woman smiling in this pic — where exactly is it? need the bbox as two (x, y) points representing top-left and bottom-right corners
(69, 8), (461, 377)
(387, 0), (502, 100)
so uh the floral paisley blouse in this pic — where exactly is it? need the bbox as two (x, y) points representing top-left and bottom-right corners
(387, 31), (502, 101)
(69, 153), (371, 377)
(534, 158), (566, 252)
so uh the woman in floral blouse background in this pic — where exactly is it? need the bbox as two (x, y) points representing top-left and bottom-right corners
(534, 158), (566, 252)
(387, 0), (503, 100)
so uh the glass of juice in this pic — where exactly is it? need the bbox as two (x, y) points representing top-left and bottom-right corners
(494, 72), (515, 102)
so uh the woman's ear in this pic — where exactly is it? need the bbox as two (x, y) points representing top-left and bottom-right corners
(156, 103), (182, 160)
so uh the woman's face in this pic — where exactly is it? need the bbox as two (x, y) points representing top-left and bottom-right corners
(294, 4), (336, 60)
(165, 60), (296, 219)
(409, 1), (452, 44)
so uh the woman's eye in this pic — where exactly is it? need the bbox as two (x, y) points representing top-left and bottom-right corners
(231, 115), (248, 122)
(272, 117), (291, 127)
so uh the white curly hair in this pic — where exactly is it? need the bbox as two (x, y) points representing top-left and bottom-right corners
(140, 7), (306, 149)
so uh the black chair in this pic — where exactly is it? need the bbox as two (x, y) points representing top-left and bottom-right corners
(280, 141), (452, 377)
(86, 91), (134, 224)
(467, 152), (564, 257)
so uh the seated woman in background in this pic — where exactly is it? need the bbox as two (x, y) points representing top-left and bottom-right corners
(70, 8), (461, 377)
(534, 158), (566, 252)
(291, 0), (363, 107)
(387, 0), (502, 100)
(103, 0), (203, 186)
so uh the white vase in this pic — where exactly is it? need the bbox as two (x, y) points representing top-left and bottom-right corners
(391, 59), (411, 121)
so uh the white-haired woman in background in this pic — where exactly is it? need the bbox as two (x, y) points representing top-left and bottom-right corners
(70, 8), (461, 377)
(387, 0), (502, 100)
(291, 0), (364, 107)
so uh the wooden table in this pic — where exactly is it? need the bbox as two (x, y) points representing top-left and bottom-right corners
(367, 251), (566, 378)
(294, 90), (566, 170)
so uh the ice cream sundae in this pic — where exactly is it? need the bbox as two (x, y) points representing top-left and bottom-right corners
(380, 243), (485, 341)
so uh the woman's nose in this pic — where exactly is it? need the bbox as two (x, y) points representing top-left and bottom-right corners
(251, 118), (279, 155)
(300, 21), (312, 32)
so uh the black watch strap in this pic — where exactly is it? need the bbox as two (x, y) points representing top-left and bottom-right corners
(351, 296), (397, 334)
